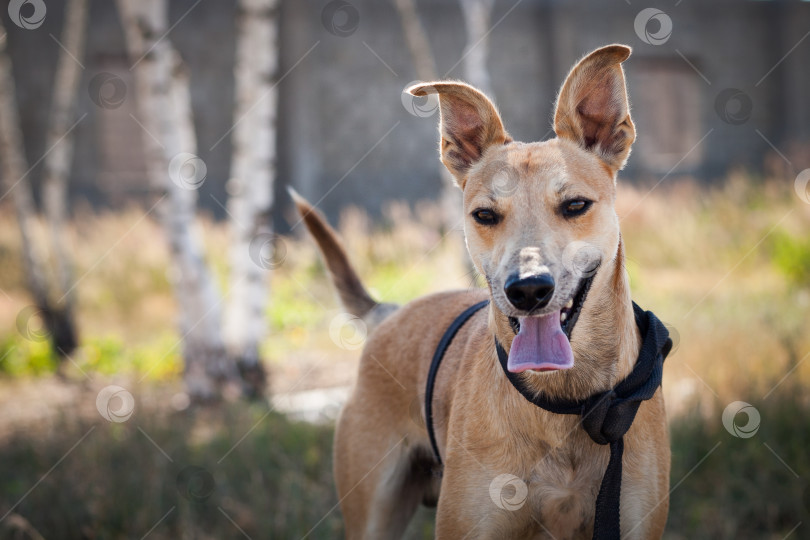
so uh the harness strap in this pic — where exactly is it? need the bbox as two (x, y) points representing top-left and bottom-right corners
(425, 299), (489, 467)
(426, 300), (671, 540)
(494, 302), (671, 540)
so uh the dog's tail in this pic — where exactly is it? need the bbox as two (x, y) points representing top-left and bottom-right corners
(289, 188), (398, 327)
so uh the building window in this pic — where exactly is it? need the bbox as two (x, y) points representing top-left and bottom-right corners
(630, 57), (704, 173)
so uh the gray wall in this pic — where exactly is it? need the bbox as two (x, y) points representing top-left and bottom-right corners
(4, 0), (809, 231)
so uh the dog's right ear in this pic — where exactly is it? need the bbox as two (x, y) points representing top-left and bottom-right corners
(408, 82), (510, 189)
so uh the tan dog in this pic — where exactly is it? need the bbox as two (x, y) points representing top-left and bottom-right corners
(293, 44), (670, 540)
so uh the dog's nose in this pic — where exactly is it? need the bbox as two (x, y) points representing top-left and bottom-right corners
(504, 274), (555, 312)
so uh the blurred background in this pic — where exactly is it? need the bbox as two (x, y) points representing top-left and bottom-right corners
(0, 0), (809, 538)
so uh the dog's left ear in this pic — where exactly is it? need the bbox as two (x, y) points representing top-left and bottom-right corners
(554, 44), (635, 175)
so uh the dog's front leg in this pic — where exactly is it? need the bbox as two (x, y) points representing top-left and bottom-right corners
(434, 461), (535, 540)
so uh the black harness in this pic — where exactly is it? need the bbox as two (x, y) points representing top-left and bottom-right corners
(424, 299), (672, 540)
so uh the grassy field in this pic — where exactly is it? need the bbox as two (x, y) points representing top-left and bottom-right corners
(1, 174), (809, 538)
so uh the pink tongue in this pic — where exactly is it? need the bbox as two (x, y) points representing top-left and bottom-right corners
(507, 311), (574, 373)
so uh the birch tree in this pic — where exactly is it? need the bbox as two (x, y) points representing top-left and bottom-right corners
(41, 0), (89, 357)
(459, 0), (496, 97)
(0, 16), (80, 358)
(117, 0), (240, 402)
(393, 0), (462, 236)
(394, 0), (498, 194)
(392, 0), (437, 82)
(223, 0), (279, 398)
(0, 19), (51, 338)
(395, 0), (498, 124)
(393, 0), (484, 276)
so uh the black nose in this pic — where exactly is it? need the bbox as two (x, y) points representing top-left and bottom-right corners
(504, 274), (555, 312)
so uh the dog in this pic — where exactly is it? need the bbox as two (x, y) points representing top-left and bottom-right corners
(292, 44), (670, 540)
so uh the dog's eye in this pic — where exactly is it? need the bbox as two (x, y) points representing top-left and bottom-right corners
(472, 208), (500, 225)
(562, 199), (592, 217)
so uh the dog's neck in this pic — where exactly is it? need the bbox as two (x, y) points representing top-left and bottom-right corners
(489, 239), (641, 402)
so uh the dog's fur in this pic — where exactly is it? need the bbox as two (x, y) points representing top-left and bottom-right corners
(293, 44), (670, 539)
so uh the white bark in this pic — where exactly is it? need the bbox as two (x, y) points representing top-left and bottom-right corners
(392, 0), (437, 82)
(393, 0), (467, 258)
(459, 0), (496, 98)
(117, 0), (237, 401)
(42, 0), (87, 320)
(223, 0), (278, 394)
(0, 21), (50, 311)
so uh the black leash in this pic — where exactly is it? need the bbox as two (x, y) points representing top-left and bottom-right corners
(425, 299), (489, 467)
(426, 300), (672, 540)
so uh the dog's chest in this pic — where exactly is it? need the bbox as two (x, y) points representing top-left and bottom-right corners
(523, 448), (604, 539)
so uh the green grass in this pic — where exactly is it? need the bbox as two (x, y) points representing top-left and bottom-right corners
(0, 396), (442, 539)
(0, 402), (342, 539)
(666, 383), (810, 539)
(0, 335), (58, 377)
(0, 175), (809, 537)
(771, 229), (810, 287)
(0, 386), (807, 539)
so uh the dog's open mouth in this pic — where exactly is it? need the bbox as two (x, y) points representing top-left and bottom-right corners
(559, 273), (595, 339)
(505, 273), (596, 374)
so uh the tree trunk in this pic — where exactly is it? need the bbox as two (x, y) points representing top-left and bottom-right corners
(41, 0), (89, 359)
(392, 0), (437, 82)
(459, 0), (496, 98)
(117, 0), (238, 402)
(393, 0), (467, 262)
(222, 0), (279, 399)
(0, 18), (71, 358)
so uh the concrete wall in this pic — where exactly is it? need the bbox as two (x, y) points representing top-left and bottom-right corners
(4, 0), (809, 230)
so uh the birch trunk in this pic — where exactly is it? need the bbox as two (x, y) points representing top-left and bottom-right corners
(459, 0), (497, 281)
(392, 0), (437, 82)
(40, 0), (89, 357)
(223, 0), (279, 398)
(459, 0), (496, 98)
(0, 19), (68, 355)
(393, 0), (466, 263)
(117, 0), (238, 402)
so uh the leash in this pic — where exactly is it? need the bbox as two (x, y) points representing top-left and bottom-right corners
(425, 300), (672, 540)
(425, 299), (490, 467)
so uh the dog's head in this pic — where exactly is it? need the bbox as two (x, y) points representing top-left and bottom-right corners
(409, 45), (634, 374)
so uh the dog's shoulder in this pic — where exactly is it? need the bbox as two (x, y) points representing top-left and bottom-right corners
(372, 289), (488, 339)
(359, 289), (489, 372)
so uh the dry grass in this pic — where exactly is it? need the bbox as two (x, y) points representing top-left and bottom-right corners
(1, 173), (809, 538)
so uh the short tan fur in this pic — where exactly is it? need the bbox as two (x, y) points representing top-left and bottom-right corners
(294, 44), (669, 539)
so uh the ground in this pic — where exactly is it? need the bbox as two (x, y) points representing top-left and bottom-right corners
(1, 174), (810, 538)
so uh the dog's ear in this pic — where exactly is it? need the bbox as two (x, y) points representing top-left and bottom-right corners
(408, 82), (510, 189)
(554, 45), (635, 175)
